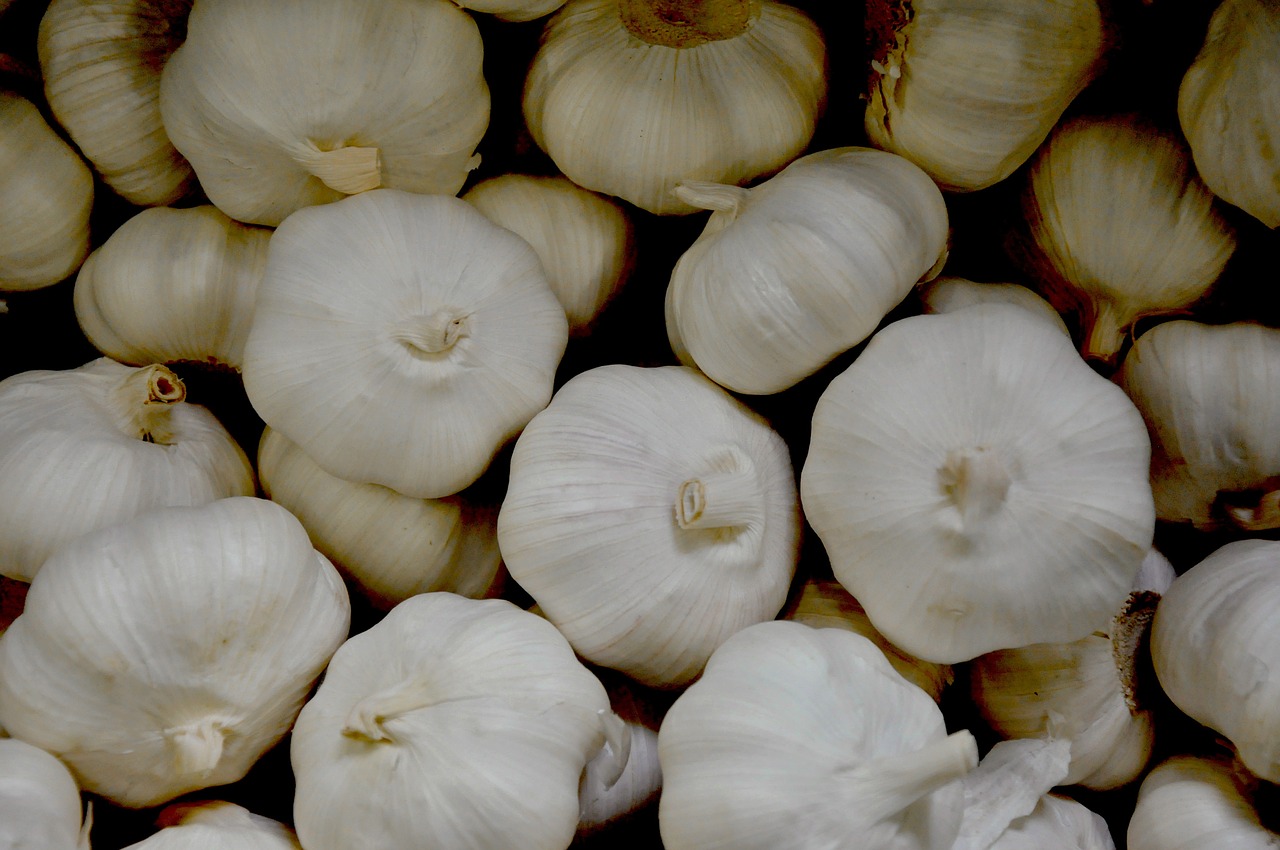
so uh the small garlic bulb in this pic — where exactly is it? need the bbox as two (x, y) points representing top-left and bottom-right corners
(919, 276), (1070, 336)
(577, 673), (664, 836)
(0, 738), (91, 850)
(1128, 755), (1280, 850)
(125, 801), (301, 849)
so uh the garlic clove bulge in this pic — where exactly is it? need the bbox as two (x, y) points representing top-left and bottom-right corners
(0, 737), (90, 850)
(125, 801), (302, 849)
(1127, 754), (1280, 850)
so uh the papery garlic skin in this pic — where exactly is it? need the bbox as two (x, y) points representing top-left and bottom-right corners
(523, 0), (827, 215)
(1179, 0), (1280, 228)
(985, 795), (1116, 850)
(0, 738), (91, 850)
(292, 593), (616, 850)
(74, 205), (271, 369)
(124, 801), (301, 850)
(1128, 755), (1280, 850)
(0, 358), (255, 582)
(802, 304), (1156, 664)
(159, 0), (488, 226)
(919, 277), (1069, 336)
(454, 0), (566, 21)
(0, 92), (93, 292)
(0, 497), (351, 808)
(664, 147), (949, 394)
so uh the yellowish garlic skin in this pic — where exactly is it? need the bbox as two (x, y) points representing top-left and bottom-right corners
(0, 738), (90, 850)
(127, 801), (302, 849)
(1127, 755), (1280, 850)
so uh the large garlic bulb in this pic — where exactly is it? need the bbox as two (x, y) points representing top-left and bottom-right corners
(1128, 755), (1280, 850)
(0, 358), (255, 583)
(159, 0), (488, 226)
(664, 146), (949, 394)
(39, 0), (196, 206)
(864, 0), (1105, 192)
(802, 303), (1156, 664)
(523, 0), (827, 215)
(0, 497), (351, 808)
(242, 189), (568, 500)
(125, 801), (301, 850)
(0, 738), (91, 850)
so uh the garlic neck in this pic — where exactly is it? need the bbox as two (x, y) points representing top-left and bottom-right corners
(342, 677), (435, 744)
(939, 447), (1011, 529)
(1082, 300), (1128, 365)
(618, 0), (760, 48)
(295, 141), (382, 195)
(675, 448), (763, 532)
(865, 0), (911, 96)
(166, 717), (227, 776)
(112, 364), (186, 445)
(673, 181), (750, 215)
(390, 310), (469, 357)
(842, 731), (977, 825)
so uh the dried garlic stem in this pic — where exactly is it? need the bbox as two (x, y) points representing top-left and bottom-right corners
(112, 364), (186, 445)
(294, 141), (382, 195)
(846, 730), (978, 824)
(343, 678), (435, 743)
(674, 181), (751, 215)
(390, 310), (469, 356)
(939, 447), (1011, 529)
(618, 0), (760, 47)
(167, 717), (227, 776)
(676, 463), (762, 531)
(1083, 300), (1128, 364)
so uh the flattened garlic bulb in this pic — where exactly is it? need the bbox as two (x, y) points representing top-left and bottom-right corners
(0, 738), (91, 850)
(658, 621), (977, 850)
(125, 801), (301, 850)
(0, 497), (351, 808)
(919, 276), (1069, 336)
(523, 0), (827, 215)
(74, 205), (271, 369)
(865, 0), (1105, 192)
(242, 189), (568, 500)
(802, 304), (1156, 664)
(1128, 755), (1280, 850)
(498, 364), (801, 687)
(664, 146), (948, 394)
(159, 0), (488, 226)
(39, 0), (196, 206)
(0, 358), (255, 583)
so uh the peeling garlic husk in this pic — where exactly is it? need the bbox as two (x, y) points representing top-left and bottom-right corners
(125, 801), (301, 849)
(1127, 754), (1280, 850)
(0, 737), (92, 850)
(919, 276), (1070, 336)
(73, 205), (271, 369)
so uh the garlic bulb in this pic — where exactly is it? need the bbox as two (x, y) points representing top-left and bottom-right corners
(463, 173), (634, 333)
(291, 592), (624, 850)
(0, 91), (93, 292)
(1017, 116), (1237, 363)
(242, 189), (567, 500)
(576, 673), (664, 835)
(0, 496), (351, 808)
(522, 0), (827, 215)
(159, 0), (488, 226)
(74, 205), (271, 369)
(454, 0), (566, 21)
(498, 364), (801, 687)
(978, 795), (1115, 850)
(657, 620), (978, 850)
(919, 276), (1070, 336)
(1178, 0), (1280, 228)
(0, 358), (255, 583)
(39, 0), (196, 206)
(125, 801), (301, 850)
(1128, 755), (1280, 850)
(1120, 321), (1280, 530)
(801, 303), (1156, 664)
(664, 146), (949, 394)
(257, 426), (503, 610)
(864, 0), (1105, 192)
(0, 738), (91, 850)
(1151, 538), (1280, 783)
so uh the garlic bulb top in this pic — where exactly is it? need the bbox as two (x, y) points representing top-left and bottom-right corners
(498, 364), (801, 687)
(0, 497), (352, 808)
(159, 0), (488, 226)
(664, 146), (949, 395)
(0, 738), (91, 850)
(0, 358), (255, 582)
(801, 303), (1156, 664)
(124, 801), (301, 850)
(1128, 755), (1280, 850)
(291, 592), (622, 850)
(242, 189), (568, 500)
(919, 277), (1070, 336)
(864, 0), (1105, 192)
(657, 620), (978, 850)
(523, 0), (828, 215)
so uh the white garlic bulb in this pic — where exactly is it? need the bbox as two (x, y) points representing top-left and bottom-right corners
(664, 146), (949, 394)
(658, 620), (977, 850)
(124, 801), (301, 850)
(979, 794), (1116, 850)
(242, 189), (568, 500)
(0, 358), (255, 582)
(802, 303), (1156, 664)
(74, 205), (271, 369)
(498, 364), (801, 687)
(523, 0), (827, 215)
(0, 738), (91, 850)
(576, 673), (664, 835)
(1128, 755), (1280, 850)
(919, 276), (1070, 336)
(454, 0), (566, 21)
(0, 497), (351, 808)
(159, 0), (488, 226)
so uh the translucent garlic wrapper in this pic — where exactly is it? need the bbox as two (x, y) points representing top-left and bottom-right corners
(158, 0), (488, 226)
(0, 738), (91, 850)
(523, 0), (827, 215)
(498, 364), (801, 687)
(657, 621), (977, 850)
(291, 593), (624, 850)
(1128, 755), (1280, 850)
(664, 146), (949, 394)
(0, 497), (351, 808)
(0, 358), (255, 583)
(242, 189), (568, 500)
(124, 801), (301, 850)
(801, 304), (1156, 664)
(864, 0), (1105, 192)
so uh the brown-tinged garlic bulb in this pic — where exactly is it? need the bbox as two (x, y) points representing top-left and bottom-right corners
(1128, 755), (1280, 850)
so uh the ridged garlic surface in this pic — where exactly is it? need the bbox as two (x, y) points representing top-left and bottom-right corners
(523, 0), (827, 215)
(0, 497), (351, 808)
(39, 0), (196, 206)
(864, 0), (1105, 192)
(159, 0), (488, 226)
(657, 620), (977, 850)
(124, 801), (301, 850)
(74, 205), (271, 369)
(1128, 755), (1280, 850)
(0, 738), (91, 850)
(1178, 0), (1280, 228)
(242, 189), (568, 500)
(919, 276), (1070, 336)
(498, 364), (801, 687)
(802, 304), (1156, 664)
(0, 91), (93, 292)
(0, 358), (255, 583)
(291, 593), (621, 850)
(664, 146), (949, 394)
